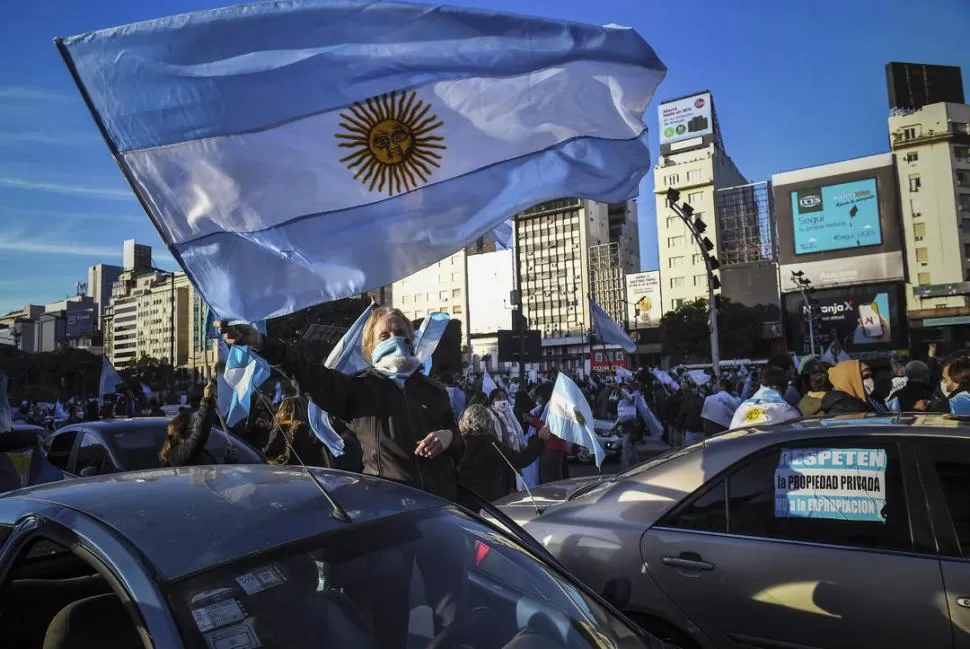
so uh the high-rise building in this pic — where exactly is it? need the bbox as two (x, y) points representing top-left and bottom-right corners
(608, 201), (641, 274)
(653, 91), (747, 315)
(888, 100), (970, 342)
(87, 263), (123, 327)
(122, 239), (152, 273)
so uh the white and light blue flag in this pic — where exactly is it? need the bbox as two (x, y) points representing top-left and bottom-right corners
(58, 2), (665, 322)
(546, 373), (605, 468)
(414, 312), (450, 376)
(307, 302), (376, 457)
(140, 382), (153, 398)
(591, 300), (636, 353)
(482, 370), (499, 398)
(222, 321), (270, 427)
(98, 357), (124, 405)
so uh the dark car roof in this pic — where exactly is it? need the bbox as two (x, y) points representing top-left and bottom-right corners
(5, 465), (443, 580)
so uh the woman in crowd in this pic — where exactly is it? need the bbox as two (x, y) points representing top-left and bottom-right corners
(263, 395), (328, 467)
(820, 360), (874, 415)
(218, 307), (462, 501)
(457, 403), (548, 506)
(160, 379), (218, 467)
(797, 359), (831, 417)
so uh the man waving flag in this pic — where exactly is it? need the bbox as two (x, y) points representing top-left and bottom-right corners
(57, 1), (666, 322)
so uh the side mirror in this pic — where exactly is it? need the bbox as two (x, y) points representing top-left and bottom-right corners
(78, 466), (99, 478)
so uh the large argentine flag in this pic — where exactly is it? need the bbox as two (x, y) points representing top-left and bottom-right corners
(546, 373), (605, 468)
(57, 1), (666, 322)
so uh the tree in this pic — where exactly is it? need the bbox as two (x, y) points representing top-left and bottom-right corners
(660, 297), (765, 363)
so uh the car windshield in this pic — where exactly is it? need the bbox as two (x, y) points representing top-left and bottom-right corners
(167, 509), (651, 649)
(107, 426), (261, 470)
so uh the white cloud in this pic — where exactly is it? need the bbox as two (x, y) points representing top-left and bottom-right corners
(0, 238), (119, 258)
(0, 177), (132, 200)
(1, 207), (141, 223)
(0, 87), (70, 101)
(0, 131), (97, 146)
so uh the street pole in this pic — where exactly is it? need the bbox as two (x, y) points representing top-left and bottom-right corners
(463, 249), (473, 371)
(792, 272), (816, 357)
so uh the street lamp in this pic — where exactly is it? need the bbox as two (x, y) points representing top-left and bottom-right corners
(666, 188), (722, 380)
(791, 270), (817, 356)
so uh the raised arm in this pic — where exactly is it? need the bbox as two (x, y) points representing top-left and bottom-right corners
(167, 382), (216, 466)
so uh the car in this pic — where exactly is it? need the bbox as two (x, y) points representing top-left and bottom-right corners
(569, 419), (622, 464)
(0, 465), (674, 648)
(494, 413), (970, 649)
(42, 418), (264, 477)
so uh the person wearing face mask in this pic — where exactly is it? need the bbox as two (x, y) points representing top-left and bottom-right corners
(820, 360), (875, 415)
(217, 307), (462, 502)
(930, 355), (970, 414)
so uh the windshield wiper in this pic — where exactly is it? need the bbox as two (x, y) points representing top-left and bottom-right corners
(567, 476), (617, 501)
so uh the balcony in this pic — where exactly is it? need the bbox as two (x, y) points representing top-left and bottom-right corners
(891, 124), (970, 149)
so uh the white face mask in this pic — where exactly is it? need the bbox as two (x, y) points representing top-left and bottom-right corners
(941, 379), (954, 398)
(493, 400), (509, 409)
(863, 378), (875, 396)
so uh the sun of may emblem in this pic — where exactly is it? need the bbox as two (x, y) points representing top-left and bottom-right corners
(336, 90), (446, 195)
(573, 408), (587, 427)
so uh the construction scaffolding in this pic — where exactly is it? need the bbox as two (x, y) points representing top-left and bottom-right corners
(715, 181), (776, 265)
(588, 242), (628, 329)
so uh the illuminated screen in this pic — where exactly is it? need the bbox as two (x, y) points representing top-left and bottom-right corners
(791, 178), (881, 255)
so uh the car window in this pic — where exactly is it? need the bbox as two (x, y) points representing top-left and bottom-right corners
(726, 441), (911, 552)
(75, 432), (114, 476)
(926, 442), (970, 557)
(167, 509), (647, 649)
(0, 525), (10, 547)
(106, 427), (168, 470)
(45, 431), (77, 470)
(663, 479), (727, 533)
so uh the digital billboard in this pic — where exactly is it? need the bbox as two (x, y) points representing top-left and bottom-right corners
(783, 282), (906, 353)
(626, 271), (661, 327)
(792, 178), (881, 255)
(658, 92), (713, 145)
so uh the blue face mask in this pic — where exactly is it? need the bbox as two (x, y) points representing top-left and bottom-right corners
(370, 336), (413, 365)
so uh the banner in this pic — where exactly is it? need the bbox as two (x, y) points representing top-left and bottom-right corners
(774, 448), (887, 523)
(626, 271), (661, 327)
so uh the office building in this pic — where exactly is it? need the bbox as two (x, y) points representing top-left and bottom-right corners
(888, 100), (970, 342)
(122, 239), (152, 273)
(0, 294), (96, 353)
(87, 263), (123, 327)
(608, 201), (641, 274)
(654, 91), (747, 315)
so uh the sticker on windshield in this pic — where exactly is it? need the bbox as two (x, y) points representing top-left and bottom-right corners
(205, 619), (262, 649)
(192, 598), (247, 633)
(774, 448), (887, 523)
(236, 565), (286, 595)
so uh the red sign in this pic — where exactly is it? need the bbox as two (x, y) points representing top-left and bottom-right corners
(590, 350), (628, 369)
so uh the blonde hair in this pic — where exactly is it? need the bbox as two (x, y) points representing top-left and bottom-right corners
(361, 307), (415, 360)
(275, 396), (307, 427)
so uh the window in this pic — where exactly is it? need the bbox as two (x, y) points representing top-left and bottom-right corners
(905, 151), (919, 163)
(452, 304), (462, 314)
(965, 243), (970, 259)
(686, 170), (702, 182)
(916, 247), (929, 263)
(439, 290), (449, 301)
(687, 191), (704, 205)
(928, 442), (970, 556)
(663, 173), (680, 186)
(910, 198), (922, 217)
(666, 216), (679, 229)
(667, 235), (685, 247)
(909, 174), (921, 192)
(955, 145), (970, 161)
(959, 171), (970, 188)
(414, 294), (424, 303)
(670, 277), (684, 289)
(918, 272), (932, 285)
(692, 253), (704, 265)
(452, 273), (461, 281)
(439, 306), (449, 314)
(44, 431), (77, 470)
(401, 295), (410, 304)
(959, 194), (970, 213)
(75, 433), (112, 476)
(902, 125), (921, 140)
(671, 298), (685, 309)
(664, 480), (727, 532)
(669, 256), (684, 268)
(452, 288), (461, 299)
(693, 274), (707, 287)
(426, 292), (435, 302)
(725, 442), (910, 551)
(913, 222), (926, 239)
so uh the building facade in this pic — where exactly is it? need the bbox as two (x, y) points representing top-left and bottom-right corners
(889, 102), (970, 311)
(122, 239), (152, 273)
(87, 263), (123, 328)
(654, 144), (747, 315)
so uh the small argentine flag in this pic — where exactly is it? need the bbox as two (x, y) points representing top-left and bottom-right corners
(546, 374), (605, 469)
(57, 1), (665, 322)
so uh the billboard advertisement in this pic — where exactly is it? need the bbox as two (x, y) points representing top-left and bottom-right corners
(626, 271), (662, 327)
(783, 282), (906, 353)
(774, 153), (903, 291)
(792, 178), (881, 255)
(658, 92), (713, 145)
(590, 350), (628, 370)
(467, 249), (514, 335)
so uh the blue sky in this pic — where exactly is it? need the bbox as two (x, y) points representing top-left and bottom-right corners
(2, 0), (969, 315)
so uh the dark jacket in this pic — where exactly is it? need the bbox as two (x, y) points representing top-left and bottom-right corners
(163, 396), (217, 467)
(893, 381), (935, 412)
(819, 390), (872, 415)
(675, 392), (705, 433)
(259, 338), (463, 502)
(458, 433), (544, 503)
